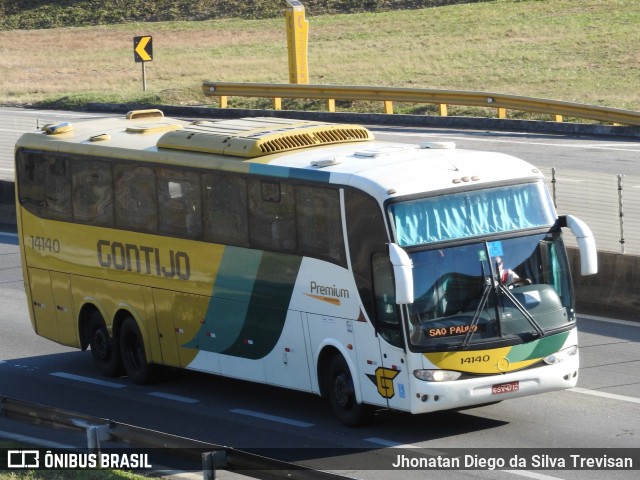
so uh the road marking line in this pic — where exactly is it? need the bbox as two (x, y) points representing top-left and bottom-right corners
(374, 131), (640, 152)
(148, 392), (199, 404)
(579, 314), (640, 328)
(364, 437), (441, 452)
(502, 469), (565, 480)
(0, 430), (76, 449)
(49, 372), (127, 389)
(364, 437), (413, 448)
(0, 232), (19, 245)
(2, 110), (100, 118)
(230, 408), (314, 428)
(0, 128), (29, 133)
(568, 387), (640, 404)
(364, 437), (404, 448)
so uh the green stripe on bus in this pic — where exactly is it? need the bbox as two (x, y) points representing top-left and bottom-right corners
(184, 246), (262, 353)
(506, 330), (571, 363)
(184, 248), (303, 360)
(221, 251), (303, 359)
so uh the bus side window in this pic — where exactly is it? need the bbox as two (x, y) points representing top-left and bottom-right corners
(71, 158), (113, 227)
(114, 164), (157, 233)
(16, 150), (47, 217)
(43, 154), (72, 221)
(295, 185), (345, 266)
(157, 168), (202, 239)
(248, 179), (296, 252)
(202, 173), (249, 247)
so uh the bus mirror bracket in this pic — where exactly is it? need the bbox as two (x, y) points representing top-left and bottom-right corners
(388, 243), (414, 304)
(561, 215), (598, 276)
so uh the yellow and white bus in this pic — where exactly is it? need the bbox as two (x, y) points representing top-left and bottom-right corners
(15, 111), (597, 426)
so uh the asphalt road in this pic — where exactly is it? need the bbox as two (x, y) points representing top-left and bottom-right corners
(0, 108), (110, 182)
(0, 236), (639, 480)
(372, 126), (640, 176)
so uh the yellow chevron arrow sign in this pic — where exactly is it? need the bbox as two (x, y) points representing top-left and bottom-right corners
(134, 35), (153, 63)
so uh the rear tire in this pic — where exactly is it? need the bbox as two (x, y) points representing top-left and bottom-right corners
(327, 355), (373, 427)
(120, 316), (155, 384)
(88, 310), (123, 377)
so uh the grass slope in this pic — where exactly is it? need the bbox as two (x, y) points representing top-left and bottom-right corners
(0, 0), (637, 113)
(0, 1), (484, 29)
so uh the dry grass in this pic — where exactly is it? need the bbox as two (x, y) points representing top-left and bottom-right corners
(0, 0), (638, 111)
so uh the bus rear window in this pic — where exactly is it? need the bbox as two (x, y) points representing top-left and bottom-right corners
(17, 151), (71, 222)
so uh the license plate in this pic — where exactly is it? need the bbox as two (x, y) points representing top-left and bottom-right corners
(492, 381), (520, 395)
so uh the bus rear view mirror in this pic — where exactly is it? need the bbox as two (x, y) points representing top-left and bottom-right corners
(388, 243), (414, 304)
(562, 215), (598, 276)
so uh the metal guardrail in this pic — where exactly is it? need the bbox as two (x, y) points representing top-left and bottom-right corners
(0, 396), (349, 480)
(202, 82), (640, 126)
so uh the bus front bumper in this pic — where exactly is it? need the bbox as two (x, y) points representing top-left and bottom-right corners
(409, 353), (579, 414)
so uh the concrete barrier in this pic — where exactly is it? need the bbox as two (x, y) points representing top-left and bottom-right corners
(0, 180), (16, 231)
(569, 248), (639, 320)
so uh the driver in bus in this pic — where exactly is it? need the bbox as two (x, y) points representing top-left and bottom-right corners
(495, 256), (532, 287)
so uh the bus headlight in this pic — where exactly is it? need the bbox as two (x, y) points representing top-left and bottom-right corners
(543, 345), (578, 365)
(413, 369), (462, 382)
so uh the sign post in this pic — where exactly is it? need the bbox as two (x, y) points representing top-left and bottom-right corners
(133, 35), (153, 91)
(285, 1), (309, 84)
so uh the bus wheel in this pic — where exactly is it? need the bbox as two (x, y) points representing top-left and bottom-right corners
(327, 355), (373, 427)
(120, 317), (154, 384)
(88, 311), (123, 377)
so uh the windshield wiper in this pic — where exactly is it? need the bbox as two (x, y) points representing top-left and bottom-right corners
(461, 279), (546, 348)
(461, 282), (492, 348)
(499, 285), (546, 338)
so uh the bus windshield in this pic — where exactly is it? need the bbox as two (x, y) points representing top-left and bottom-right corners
(405, 231), (574, 350)
(390, 182), (556, 247)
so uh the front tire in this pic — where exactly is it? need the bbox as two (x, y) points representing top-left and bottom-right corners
(88, 310), (123, 377)
(120, 316), (155, 384)
(327, 355), (373, 427)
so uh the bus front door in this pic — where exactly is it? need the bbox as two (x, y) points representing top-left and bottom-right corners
(377, 338), (411, 412)
(371, 252), (412, 412)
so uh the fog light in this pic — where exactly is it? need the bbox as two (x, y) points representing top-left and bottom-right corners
(414, 369), (462, 382)
(544, 345), (578, 365)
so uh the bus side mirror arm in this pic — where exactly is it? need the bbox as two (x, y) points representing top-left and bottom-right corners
(561, 215), (598, 276)
(388, 243), (414, 304)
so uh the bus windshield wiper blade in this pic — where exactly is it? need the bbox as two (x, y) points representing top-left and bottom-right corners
(461, 284), (492, 348)
(499, 285), (546, 337)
